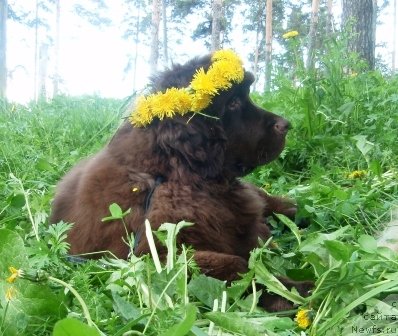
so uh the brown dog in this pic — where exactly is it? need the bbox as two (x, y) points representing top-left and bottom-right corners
(51, 52), (309, 310)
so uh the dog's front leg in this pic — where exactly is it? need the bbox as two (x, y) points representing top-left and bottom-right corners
(194, 251), (248, 283)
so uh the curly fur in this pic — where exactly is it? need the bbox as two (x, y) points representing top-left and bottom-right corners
(51, 53), (311, 311)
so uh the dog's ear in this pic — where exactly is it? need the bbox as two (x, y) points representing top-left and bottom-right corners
(156, 118), (226, 179)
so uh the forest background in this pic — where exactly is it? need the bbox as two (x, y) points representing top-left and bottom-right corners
(1, 1), (398, 336)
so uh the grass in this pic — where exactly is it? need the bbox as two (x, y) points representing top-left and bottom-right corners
(0, 37), (398, 335)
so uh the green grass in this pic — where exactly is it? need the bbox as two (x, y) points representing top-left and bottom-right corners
(0, 38), (398, 335)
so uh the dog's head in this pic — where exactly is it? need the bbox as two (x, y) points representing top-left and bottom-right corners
(129, 51), (289, 180)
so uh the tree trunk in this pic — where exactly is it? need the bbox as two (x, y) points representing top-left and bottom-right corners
(211, 0), (223, 51)
(306, 0), (320, 70)
(38, 43), (49, 100)
(253, 26), (260, 92)
(264, 0), (272, 92)
(342, 0), (376, 69)
(132, 4), (141, 92)
(326, 0), (334, 34)
(34, 0), (39, 101)
(149, 0), (161, 75)
(53, 0), (60, 97)
(161, 0), (168, 66)
(0, 0), (7, 99)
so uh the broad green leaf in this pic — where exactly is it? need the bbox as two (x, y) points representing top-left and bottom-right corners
(324, 240), (353, 262)
(333, 188), (348, 201)
(304, 204), (316, 213)
(53, 318), (100, 336)
(254, 263), (305, 305)
(112, 292), (142, 321)
(160, 304), (197, 336)
(286, 268), (315, 281)
(275, 214), (301, 244)
(8, 193), (26, 208)
(205, 312), (263, 336)
(0, 229), (66, 335)
(35, 157), (54, 172)
(102, 203), (130, 221)
(110, 203), (123, 217)
(227, 270), (254, 300)
(188, 274), (225, 308)
(352, 134), (374, 158)
(358, 234), (377, 253)
(300, 226), (351, 253)
(0, 229), (29, 272)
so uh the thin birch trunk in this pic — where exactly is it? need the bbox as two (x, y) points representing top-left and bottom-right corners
(253, 27), (259, 92)
(264, 0), (272, 92)
(149, 0), (161, 75)
(53, 0), (60, 97)
(38, 43), (48, 100)
(161, 0), (168, 66)
(34, 0), (39, 101)
(306, 0), (320, 70)
(133, 5), (141, 92)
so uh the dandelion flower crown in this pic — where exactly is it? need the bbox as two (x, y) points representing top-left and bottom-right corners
(129, 49), (245, 127)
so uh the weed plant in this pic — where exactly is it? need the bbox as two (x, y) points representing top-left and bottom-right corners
(0, 35), (398, 335)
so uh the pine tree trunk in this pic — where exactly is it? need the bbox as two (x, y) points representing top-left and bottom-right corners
(149, 0), (161, 75)
(0, 0), (7, 99)
(306, 0), (320, 70)
(53, 0), (60, 97)
(161, 0), (168, 66)
(211, 0), (223, 51)
(264, 0), (272, 92)
(342, 0), (376, 69)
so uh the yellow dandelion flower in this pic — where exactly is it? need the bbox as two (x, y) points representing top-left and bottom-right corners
(130, 96), (153, 126)
(207, 67), (232, 89)
(150, 91), (177, 119)
(191, 92), (212, 112)
(283, 30), (299, 39)
(6, 266), (23, 283)
(347, 170), (367, 179)
(166, 88), (192, 114)
(212, 49), (243, 66)
(5, 286), (16, 301)
(210, 59), (244, 83)
(295, 308), (311, 329)
(128, 49), (245, 127)
(191, 68), (219, 95)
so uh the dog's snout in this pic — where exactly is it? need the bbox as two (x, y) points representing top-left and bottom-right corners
(273, 118), (291, 135)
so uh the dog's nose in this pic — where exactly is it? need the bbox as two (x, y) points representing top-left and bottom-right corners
(274, 118), (291, 135)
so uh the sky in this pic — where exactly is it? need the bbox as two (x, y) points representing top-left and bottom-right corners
(6, 0), (398, 103)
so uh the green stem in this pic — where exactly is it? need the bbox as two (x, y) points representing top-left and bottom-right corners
(0, 301), (10, 335)
(48, 276), (100, 333)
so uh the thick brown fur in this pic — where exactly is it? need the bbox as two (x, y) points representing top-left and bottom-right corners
(51, 54), (310, 311)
